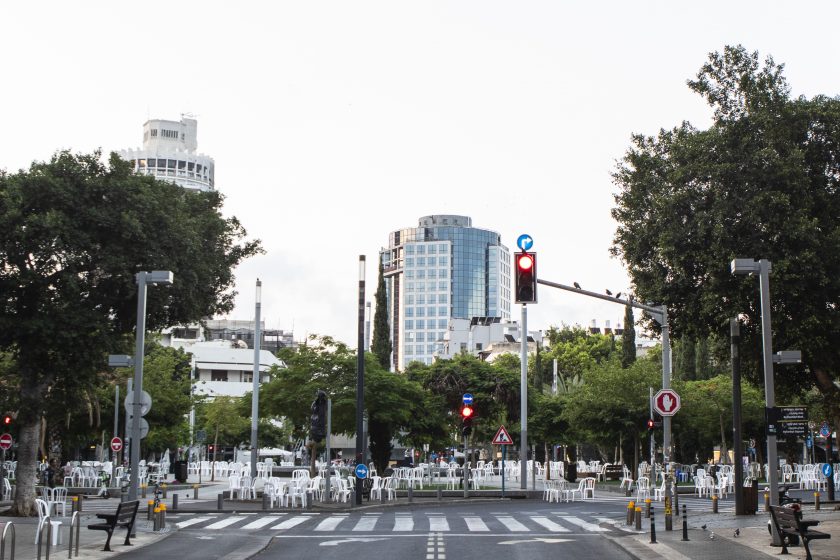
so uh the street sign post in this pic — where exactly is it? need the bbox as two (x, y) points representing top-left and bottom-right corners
(493, 426), (514, 498)
(0, 433), (12, 450)
(110, 436), (123, 453)
(653, 389), (681, 416)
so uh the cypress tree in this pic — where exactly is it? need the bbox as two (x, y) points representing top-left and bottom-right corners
(621, 304), (636, 368)
(371, 260), (392, 370)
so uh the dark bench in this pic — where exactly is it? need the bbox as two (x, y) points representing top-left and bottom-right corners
(769, 505), (830, 560)
(87, 500), (140, 552)
(604, 465), (624, 481)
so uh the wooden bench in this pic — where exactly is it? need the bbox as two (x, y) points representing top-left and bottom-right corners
(769, 504), (831, 560)
(87, 500), (140, 552)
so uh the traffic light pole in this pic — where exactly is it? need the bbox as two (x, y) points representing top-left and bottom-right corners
(520, 303), (528, 490)
(355, 256), (366, 506)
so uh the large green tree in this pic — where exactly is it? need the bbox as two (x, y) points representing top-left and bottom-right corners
(0, 151), (260, 515)
(612, 45), (840, 432)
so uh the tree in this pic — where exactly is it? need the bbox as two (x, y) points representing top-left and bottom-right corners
(621, 305), (636, 368)
(612, 45), (840, 431)
(371, 260), (392, 370)
(0, 151), (261, 515)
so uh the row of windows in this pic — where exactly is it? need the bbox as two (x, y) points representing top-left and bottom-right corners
(404, 330), (446, 342)
(405, 268), (448, 280)
(405, 293), (448, 305)
(405, 281), (449, 292)
(405, 256), (449, 267)
(404, 306), (449, 318)
(405, 244), (449, 255)
(405, 344), (441, 355)
(135, 159), (208, 173)
(404, 320), (449, 330)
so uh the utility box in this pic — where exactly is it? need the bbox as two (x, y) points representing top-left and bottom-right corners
(742, 480), (758, 515)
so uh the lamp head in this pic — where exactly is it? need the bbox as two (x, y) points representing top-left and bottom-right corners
(731, 258), (759, 275)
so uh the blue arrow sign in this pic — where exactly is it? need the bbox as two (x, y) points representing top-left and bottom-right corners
(355, 464), (369, 479)
(820, 422), (831, 438)
(516, 234), (533, 252)
(822, 463), (833, 478)
(806, 435), (812, 449)
(463, 393), (474, 405)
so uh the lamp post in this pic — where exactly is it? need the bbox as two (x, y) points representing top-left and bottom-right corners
(128, 270), (173, 503)
(355, 256), (366, 505)
(250, 279), (262, 480)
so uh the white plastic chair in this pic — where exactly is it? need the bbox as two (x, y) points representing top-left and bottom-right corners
(35, 498), (62, 546)
(228, 475), (244, 500)
(48, 487), (68, 517)
(636, 476), (651, 501)
(583, 477), (596, 500)
(567, 479), (585, 502)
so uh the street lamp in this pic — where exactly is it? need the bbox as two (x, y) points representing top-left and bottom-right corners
(730, 257), (788, 542)
(355, 256), (366, 505)
(250, 279), (262, 479)
(128, 270), (173, 502)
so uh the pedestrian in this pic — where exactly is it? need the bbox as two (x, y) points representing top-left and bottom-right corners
(45, 459), (57, 488)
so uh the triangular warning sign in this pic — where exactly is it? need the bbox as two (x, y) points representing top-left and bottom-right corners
(492, 425), (513, 445)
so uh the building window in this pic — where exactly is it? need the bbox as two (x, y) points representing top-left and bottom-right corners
(211, 370), (227, 382)
(151, 129), (158, 137)
(404, 320), (413, 330)
(416, 320), (425, 329)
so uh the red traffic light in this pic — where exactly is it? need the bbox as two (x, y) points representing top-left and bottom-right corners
(461, 405), (474, 419)
(514, 252), (537, 303)
(2, 414), (11, 426)
(646, 419), (655, 430)
(517, 254), (533, 271)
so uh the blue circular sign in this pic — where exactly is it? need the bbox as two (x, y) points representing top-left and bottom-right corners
(822, 463), (833, 478)
(820, 422), (831, 438)
(355, 464), (369, 479)
(516, 234), (534, 252)
(462, 393), (474, 405)
(806, 436), (813, 449)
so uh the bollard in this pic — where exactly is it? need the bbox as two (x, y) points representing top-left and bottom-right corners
(76, 495), (82, 513)
(217, 493), (224, 510)
(681, 504), (689, 541)
(712, 495), (718, 514)
(162, 484), (168, 499)
(141, 484), (147, 499)
(153, 507), (160, 531)
(72, 496), (79, 514)
(193, 484), (199, 500)
(635, 507), (642, 531)
(764, 489), (770, 512)
(815, 492), (821, 511)
(147, 500), (154, 520)
(626, 501), (635, 525)
(160, 505), (166, 530)
(645, 498), (651, 518)
(437, 488), (442, 501)
(408, 486), (413, 503)
(172, 493), (178, 511)
(262, 491), (269, 510)
(625, 487), (630, 497)
(650, 505), (657, 544)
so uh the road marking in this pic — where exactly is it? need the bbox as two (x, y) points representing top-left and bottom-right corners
(176, 516), (216, 528)
(205, 517), (245, 529)
(429, 517), (449, 532)
(530, 516), (570, 532)
(464, 517), (489, 531)
(353, 517), (379, 531)
(320, 537), (390, 546)
(242, 516), (280, 529)
(315, 516), (347, 531)
(557, 516), (607, 532)
(393, 517), (414, 531)
(498, 538), (572, 545)
(272, 516), (310, 530)
(496, 516), (529, 532)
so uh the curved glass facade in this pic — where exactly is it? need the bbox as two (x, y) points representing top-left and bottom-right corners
(381, 215), (511, 370)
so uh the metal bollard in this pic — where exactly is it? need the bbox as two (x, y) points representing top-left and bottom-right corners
(681, 503), (689, 541)
(159, 506), (166, 530)
(712, 495), (718, 514)
(262, 491), (269, 510)
(172, 493), (178, 511)
(193, 484), (199, 500)
(650, 505), (657, 544)
(627, 501), (635, 525)
(141, 484), (147, 499)
(72, 496), (79, 514)
(147, 500), (154, 520)
(645, 498), (651, 518)
(815, 492), (821, 511)
(217, 493), (224, 510)
(764, 489), (770, 512)
(635, 507), (642, 531)
(408, 486), (413, 503)
(162, 484), (168, 499)
(153, 507), (160, 531)
(437, 488), (442, 501)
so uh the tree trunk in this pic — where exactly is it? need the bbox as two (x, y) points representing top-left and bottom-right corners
(544, 442), (550, 480)
(632, 431), (639, 480)
(211, 427), (219, 481)
(309, 441), (318, 478)
(10, 419), (40, 516)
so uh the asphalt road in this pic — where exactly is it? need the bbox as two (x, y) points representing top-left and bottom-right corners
(112, 498), (639, 560)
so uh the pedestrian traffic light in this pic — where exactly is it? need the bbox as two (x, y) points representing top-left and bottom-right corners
(647, 418), (655, 431)
(515, 252), (537, 303)
(2, 414), (11, 427)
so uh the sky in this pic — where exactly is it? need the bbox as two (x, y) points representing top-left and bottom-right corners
(3, 1), (840, 346)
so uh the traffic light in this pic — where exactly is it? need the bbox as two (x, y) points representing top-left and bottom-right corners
(1, 414), (11, 427)
(310, 390), (328, 442)
(461, 405), (474, 437)
(514, 252), (537, 303)
(646, 418), (655, 431)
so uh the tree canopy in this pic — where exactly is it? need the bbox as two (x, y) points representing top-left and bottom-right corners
(0, 151), (261, 515)
(612, 45), (840, 430)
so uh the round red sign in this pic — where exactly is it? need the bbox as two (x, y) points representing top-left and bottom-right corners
(0, 433), (13, 450)
(110, 436), (123, 452)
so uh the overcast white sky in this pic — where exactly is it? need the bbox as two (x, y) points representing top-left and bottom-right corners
(3, 2), (839, 346)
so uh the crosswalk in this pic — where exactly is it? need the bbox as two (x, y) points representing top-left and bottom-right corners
(168, 511), (619, 534)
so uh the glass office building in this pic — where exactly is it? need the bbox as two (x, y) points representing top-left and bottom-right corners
(380, 215), (511, 370)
